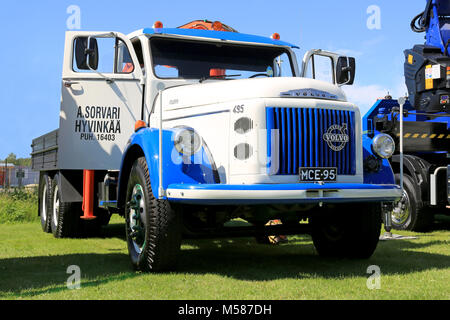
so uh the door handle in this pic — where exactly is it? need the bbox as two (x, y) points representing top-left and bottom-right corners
(64, 80), (79, 88)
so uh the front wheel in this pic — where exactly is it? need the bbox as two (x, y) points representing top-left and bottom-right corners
(311, 203), (382, 259)
(125, 157), (182, 272)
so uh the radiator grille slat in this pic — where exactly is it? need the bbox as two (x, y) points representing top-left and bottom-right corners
(266, 107), (356, 176)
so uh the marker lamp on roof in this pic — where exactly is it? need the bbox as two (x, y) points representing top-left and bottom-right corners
(153, 21), (163, 29)
(212, 21), (223, 31)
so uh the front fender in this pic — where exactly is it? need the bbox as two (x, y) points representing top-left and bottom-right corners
(117, 128), (219, 208)
(362, 135), (395, 185)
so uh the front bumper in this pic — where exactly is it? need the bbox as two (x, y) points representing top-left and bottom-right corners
(166, 183), (402, 205)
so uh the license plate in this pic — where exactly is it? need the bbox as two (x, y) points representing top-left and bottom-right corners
(299, 167), (337, 182)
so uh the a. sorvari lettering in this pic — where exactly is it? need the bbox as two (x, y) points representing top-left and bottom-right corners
(80, 133), (94, 141)
(74, 106), (121, 137)
(75, 119), (121, 134)
(77, 106), (120, 120)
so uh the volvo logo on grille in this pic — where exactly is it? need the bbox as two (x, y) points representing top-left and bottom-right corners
(323, 124), (349, 152)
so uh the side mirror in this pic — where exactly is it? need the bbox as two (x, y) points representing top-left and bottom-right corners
(75, 37), (99, 70)
(336, 56), (356, 85)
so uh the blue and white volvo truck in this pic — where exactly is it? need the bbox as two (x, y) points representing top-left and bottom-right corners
(32, 20), (401, 271)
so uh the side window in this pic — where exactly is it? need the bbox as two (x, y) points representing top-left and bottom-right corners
(73, 37), (135, 74)
(305, 55), (334, 83)
(274, 53), (294, 77)
(132, 39), (144, 69)
(116, 39), (134, 73)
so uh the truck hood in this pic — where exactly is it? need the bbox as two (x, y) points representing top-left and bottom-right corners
(162, 77), (347, 110)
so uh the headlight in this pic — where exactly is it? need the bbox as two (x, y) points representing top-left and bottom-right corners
(174, 129), (202, 156)
(372, 134), (395, 159)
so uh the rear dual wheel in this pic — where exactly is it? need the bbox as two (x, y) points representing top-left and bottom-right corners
(50, 174), (82, 238)
(39, 172), (107, 238)
(38, 173), (52, 233)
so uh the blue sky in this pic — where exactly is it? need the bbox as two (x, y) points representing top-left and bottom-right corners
(0, 0), (427, 159)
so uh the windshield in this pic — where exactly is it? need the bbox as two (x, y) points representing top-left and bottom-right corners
(150, 37), (295, 80)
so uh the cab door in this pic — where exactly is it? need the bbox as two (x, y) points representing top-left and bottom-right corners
(59, 31), (144, 170)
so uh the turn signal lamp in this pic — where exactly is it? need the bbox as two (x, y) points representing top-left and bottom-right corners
(135, 120), (147, 132)
(271, 33), (280, 40)
(153, 21), (164, 29)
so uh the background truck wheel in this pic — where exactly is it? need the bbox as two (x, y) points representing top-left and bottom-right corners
(311, 203), (381, 259)
(125, 157), (182, 272)
(50, 174), (82, 238)
(390, 173), (433, 232)
(38, 173), (52, 233)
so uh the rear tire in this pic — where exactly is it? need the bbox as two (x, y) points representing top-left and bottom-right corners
(50, 174), (82, 238)
(311, 203), (381, 259)
(38, 173), (52, 233)
(390, 173), (433, 231)
(125, 157), (182, 272)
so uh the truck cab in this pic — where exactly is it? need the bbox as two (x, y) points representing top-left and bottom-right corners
(32, 21), (401, 272)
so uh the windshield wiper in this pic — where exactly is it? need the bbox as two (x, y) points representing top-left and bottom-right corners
(199, 74), (241, 83)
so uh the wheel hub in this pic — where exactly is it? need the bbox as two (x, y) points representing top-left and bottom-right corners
(52, 186), (60, 227)
(128, 184), (146, 254)
(42, 184), (47, 221)
(391, 189), (411, 226)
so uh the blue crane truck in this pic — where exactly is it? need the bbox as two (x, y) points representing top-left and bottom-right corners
(31, 20), (401, 272)
(363, 0), (450, 231)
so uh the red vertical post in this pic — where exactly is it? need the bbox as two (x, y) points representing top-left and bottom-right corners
(81, 170), (96, 220)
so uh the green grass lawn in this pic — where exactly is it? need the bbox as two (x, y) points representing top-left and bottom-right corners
(0, 215), (449, 300)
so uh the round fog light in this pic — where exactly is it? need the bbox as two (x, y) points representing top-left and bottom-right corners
(372, 134), (395, 159)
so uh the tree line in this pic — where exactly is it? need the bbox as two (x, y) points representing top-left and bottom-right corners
(0, 153), (32, 167)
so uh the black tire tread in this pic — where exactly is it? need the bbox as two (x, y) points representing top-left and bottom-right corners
(127, 157), (181, 272)
(50, 175), (81, 239)
(311, 203), (381, 259)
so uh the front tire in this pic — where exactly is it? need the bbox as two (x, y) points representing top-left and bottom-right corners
(125, 157), (182, 272)
(311, 203), (381, 259)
